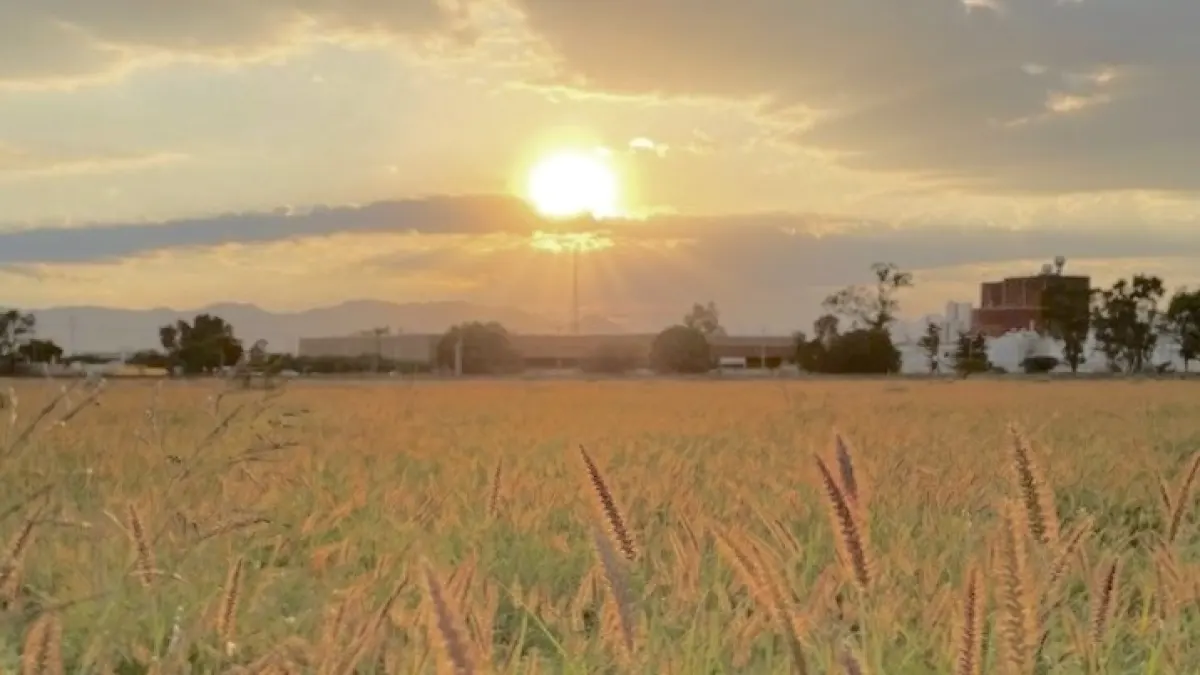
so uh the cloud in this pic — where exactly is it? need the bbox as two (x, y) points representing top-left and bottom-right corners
(507, 0), (1200, 193)
(4, 194), (1200, 331)
(4, 193), (1200, 279)
(0, 195), (546, 264)
(0, 0), (474, 88)
(0, 142), (187, 179)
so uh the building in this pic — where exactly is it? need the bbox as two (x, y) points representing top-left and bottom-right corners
(707, 334), (796, 369)
(941, 301), (973, 343)
(509, 334), (657, 369)
(971, 262), (1090, 338)
(297, 331), (798, 371)
(298, 333), (439, 363)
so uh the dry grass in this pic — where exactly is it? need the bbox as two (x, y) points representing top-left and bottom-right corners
(1, 377), (1200, 673)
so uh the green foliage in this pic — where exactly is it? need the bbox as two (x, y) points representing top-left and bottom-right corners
(1164, 287), (1200, 372)
(1040, 277), (1091, 372)
(158, 313), (245, 375)
(17, 338), (62, 364)
(793, 262), (908, 375)
(822, 262), (913, 331)
(1091, 275), (1166, 373)
(125, 350), (172, 369)
(649, 325), (712, 374)
(0, 308), (36, 374)
(436, 321), (521, 375)
(1021, 355), (1060, 374)
(682, 301), (723, 336)
(953, 331), (990, 376)
(796, 325), (902, 375)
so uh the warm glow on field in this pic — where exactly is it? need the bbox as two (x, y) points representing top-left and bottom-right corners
(526, 150), (621, 218)
(11, 378), (1200, 670)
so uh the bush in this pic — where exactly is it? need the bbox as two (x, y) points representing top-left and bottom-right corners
(649, 325), (712, 374)
(796, 328), (901, 374)
(1021, 355), (1060, 374)
(436, 322), (521, 375)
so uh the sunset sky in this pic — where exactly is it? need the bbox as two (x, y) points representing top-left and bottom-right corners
(3, 0), (1199, 333)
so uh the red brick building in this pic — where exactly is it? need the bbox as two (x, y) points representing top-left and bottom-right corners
(971, 273), (1090, 338)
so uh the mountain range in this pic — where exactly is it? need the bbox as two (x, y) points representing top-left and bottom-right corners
(27, 300), (632, 354)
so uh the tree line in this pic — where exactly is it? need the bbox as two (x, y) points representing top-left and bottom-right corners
(1, 262), (1198, 376)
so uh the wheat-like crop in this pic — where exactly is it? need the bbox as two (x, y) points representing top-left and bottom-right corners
(0, 378), (1197, 672)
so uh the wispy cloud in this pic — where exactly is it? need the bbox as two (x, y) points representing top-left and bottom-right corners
(0, 143), (188, 179)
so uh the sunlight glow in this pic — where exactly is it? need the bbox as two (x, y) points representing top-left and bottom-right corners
(529, 230), (614, 253)
(526, 150), (621, 219)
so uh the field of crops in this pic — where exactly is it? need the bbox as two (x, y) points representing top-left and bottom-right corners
(1, 377), (1199, 674)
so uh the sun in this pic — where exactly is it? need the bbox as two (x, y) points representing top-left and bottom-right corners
(526, 150), (621, 219)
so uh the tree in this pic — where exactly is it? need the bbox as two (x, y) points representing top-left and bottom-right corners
(1163, 288), (1200, 372)
(649, 325), (712, 374)
(813, 313), (840, 348)
(1091, 275), (1166, 373)
(159, 313), (245, 375)
(953, 331), (990, 377)
(18, 339), (63, 364)
(795, 315), (839, 373)
(823, 262), (913, 330)
(127, 350), (172, 369)
(436, 322), (519, 375)
(1040, 276), (1091, 373)
(0, 309), (36, 374)
(823, 328), (902, 374)
(794, 312), (899, 375)
(683, 301), (724, 336)
(917, 321), (942, 374)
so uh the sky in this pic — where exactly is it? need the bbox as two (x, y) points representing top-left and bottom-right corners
(2, 0), (1200, 333)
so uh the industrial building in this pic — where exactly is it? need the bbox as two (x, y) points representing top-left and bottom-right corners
(296, 331), (797, 371)
(297, 333), (439, 363)
(971, 257), (1091, 338)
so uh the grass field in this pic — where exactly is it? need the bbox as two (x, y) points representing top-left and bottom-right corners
(1, 378), (1199, 674)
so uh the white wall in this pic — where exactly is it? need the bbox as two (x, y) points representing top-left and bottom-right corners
(898, 330), (1193, 373)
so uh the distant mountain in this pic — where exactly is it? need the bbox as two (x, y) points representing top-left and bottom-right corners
(28, 300), (630, 354)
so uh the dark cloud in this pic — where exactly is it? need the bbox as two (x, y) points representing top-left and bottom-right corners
(5, 194), (1198, 286)
(0, 195), (542, 264)
(508, 0), (1200, 193)
(0, 0), (469, 86)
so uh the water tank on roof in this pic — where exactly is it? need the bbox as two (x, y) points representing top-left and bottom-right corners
(1040, 263), (1053, 275)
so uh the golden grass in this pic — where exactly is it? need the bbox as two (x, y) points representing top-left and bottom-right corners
(1, 378), (1200, 673)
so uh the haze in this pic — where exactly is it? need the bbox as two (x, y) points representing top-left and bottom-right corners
(3, 0), (1200, 334)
